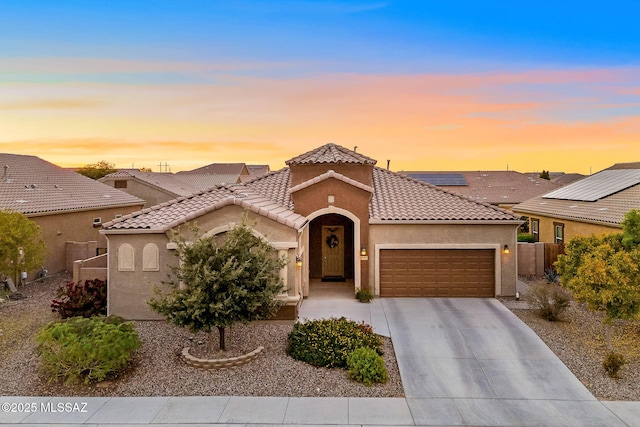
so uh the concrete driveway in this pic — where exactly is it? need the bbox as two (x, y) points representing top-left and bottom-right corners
(382, 298), (627, 426)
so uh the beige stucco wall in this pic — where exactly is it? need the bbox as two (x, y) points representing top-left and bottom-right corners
(105, 205), (300, 320)
(368, 222), (519, 297)
(528, 214), (620, 243)
(27, 205), (142, 279)
(101, 177), (178, 208)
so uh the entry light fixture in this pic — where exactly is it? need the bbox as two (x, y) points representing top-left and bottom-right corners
(295, 256), (303, 268)
(360, 247), (367, 256)
(503, 244), (510, 254)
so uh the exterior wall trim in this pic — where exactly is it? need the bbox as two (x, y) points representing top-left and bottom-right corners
(306, 206), (361, 291)
(25, 202), (144, 218)
(373, 243), (502, 297)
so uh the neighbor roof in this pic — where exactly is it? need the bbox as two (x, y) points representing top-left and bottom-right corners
(405, 170), (562, 205)
(103, 170), (240, 197)
(512, 164), (640, 226)
(178, 163), (249, 175)
(0, 154), (144, 216)
(286, 143), (377, 166)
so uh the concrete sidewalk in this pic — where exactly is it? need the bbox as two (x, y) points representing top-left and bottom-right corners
(2, 296), (640, 426)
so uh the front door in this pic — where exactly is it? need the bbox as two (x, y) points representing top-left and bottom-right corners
(322, 225), (344, 277)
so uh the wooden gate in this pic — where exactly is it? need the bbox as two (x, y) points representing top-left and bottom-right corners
(544, 243), (565, 271)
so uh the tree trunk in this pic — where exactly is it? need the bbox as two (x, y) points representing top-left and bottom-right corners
(605, 323), (612, 351)
(209, 330), (215, 354)
(218, 326), (226, 351)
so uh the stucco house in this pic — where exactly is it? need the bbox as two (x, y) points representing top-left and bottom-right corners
(0, 153), (144, 279)
(100, 169), (242, 208)
(102, 144), (521, 320)
(512, 162), (640, 244)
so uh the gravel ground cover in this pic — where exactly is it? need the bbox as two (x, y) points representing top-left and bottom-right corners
(511, 278), (640, 401)
(2, 274), (639, 400)
(0, 274), (402, 397)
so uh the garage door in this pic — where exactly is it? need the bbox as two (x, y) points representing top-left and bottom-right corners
(379, 249), (495, 297)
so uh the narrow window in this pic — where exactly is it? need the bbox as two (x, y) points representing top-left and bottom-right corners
(531, 218), (540, 242)
(554, 222), (565, 244)
(114, 180), (127, 188)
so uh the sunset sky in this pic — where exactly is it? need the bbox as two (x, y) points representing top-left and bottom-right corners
(1, 1), (639, 174)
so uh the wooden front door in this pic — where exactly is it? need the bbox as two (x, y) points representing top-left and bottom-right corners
(321, 225), (344, 277)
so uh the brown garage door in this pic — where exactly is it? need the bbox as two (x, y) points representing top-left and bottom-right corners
(379, 249), (495, 297)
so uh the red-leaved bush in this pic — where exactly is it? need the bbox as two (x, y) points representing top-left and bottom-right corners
(51, 279), (107, 318)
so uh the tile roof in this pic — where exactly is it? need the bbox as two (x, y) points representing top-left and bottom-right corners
(103, 185), (307, 231)
(288, 169), (374, 195)
(103, 170), (240, 196)
(371, 168), (519, 221)
(286, 143), (377, 166)
(0, 154), (144, 216)
(102, 145), (522, 232)
(513, 165), (640, 226)
(178, 163), (249, 175)
(404, 170), (563, 205)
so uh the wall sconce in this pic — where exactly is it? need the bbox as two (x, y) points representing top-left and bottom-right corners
(296, 256), (303, 268)
(503, 244), (510, 254)
(360, 247), (367, 256)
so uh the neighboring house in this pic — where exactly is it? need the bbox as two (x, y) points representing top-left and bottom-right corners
(512, 162), (640, 244)
(102, 165), (271, 207)
(102, 144), (521, 320)
(100, 169), (241, 207)
(0, 154), (144, 279)
(403, 170), (563, 210)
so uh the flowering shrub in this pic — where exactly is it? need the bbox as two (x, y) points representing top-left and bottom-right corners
(287, 317), (382, 368)
(51, 279), (107, 319)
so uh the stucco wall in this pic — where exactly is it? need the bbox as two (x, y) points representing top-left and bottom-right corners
(28, 205), (142, 279)
(528, 214), (620, 243)
(368, 223), (519, 297)
(104, 178), (178, 208)
(106, 205), (300, 320)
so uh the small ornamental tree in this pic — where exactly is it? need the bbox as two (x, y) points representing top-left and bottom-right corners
(556, 210), (640, 352)
(148, 218), (285, 351)
(0, 210), (46, 285)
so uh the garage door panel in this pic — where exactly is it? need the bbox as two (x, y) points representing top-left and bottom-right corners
(380, 249), (495, 298)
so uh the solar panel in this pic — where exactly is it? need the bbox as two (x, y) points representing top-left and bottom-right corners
(409, 173), (468, 186)
(543, 169), (640, 201)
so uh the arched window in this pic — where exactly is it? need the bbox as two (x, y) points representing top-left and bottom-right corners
(118, 243), (135, 271)
(143, 243), (160, 271)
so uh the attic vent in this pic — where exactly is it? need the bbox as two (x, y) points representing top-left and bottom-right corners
(54, 184), (61, 189)
(598, 207), (608, 211)
(235, 193), (248, 198)
(25, 184), (38, 189)
(16, 199), (28, 203)
(103, 194), (112, 198)
(569, 205), (578, 208)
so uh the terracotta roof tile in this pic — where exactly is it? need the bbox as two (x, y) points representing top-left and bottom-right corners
(371, 168), (519, 221)
(0, 154), (144, 215)
(103, 185), (307, 231)
(285, 143), (377, 166)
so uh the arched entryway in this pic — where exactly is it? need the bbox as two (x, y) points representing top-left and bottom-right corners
(306, 208), (361, 298)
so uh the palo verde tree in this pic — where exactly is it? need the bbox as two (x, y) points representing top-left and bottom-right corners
(148, 217), (285, 351)
(556, 209), (640, 351)
(0, 210), (46, 285)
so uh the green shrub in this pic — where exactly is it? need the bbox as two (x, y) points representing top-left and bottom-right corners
(347, 347), (388, 386)
(287, 317), (382, 368)
(518, 233), (536, 243)
(37, 316), (140, 384)
(603, 351), (626, 378)
(525, 282), (571, 321)
(51, 279), (107, 318)
(355, 288), (373, 303)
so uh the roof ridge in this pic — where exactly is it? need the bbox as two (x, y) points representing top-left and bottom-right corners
(285, 143), (377, 166)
